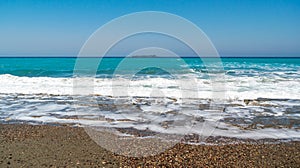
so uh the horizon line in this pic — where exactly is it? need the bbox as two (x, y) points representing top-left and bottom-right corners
(0, 56), (300, 58)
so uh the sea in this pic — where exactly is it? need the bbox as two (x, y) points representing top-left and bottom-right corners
(0, 57), (299, 144)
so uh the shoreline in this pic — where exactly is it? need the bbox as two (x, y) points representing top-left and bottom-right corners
(1, 124), (299, 167)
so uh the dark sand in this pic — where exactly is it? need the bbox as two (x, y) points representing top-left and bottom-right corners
(0, 124), (299, 167)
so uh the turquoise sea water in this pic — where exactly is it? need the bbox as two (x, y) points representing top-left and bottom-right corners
(0, 57), (299, 78)
(0, 57), (299, 142)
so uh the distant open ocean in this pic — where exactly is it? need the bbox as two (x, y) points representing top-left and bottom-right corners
(0, 57), (299, 143)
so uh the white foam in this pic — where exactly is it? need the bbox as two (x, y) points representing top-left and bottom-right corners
(0, 74), (299, 100)
(1, 93), (299, 141)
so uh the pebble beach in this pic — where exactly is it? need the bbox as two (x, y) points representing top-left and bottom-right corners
(0, 124), (299, 167)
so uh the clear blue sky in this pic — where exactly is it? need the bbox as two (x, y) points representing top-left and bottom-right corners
(0, 0), (300, 57)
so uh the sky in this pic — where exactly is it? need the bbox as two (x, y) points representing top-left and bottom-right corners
(0, 0), (300, 57)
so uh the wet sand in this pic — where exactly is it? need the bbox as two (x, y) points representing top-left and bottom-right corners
(0, 124), (299, 167)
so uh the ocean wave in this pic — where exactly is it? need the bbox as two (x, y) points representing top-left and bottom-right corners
(0, 74), (299, 100)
